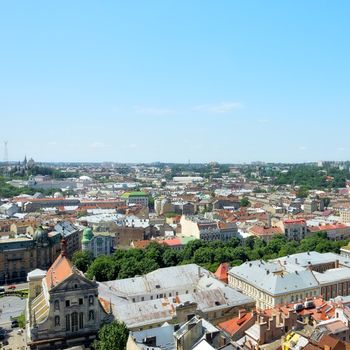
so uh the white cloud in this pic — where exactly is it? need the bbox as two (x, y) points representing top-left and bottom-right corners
(133, 105), (176, 115)
(298, 146), (307, 151)
(257, 118), (270, 124)
(337, 147), (346, 151)
(193, 101), (242, 114)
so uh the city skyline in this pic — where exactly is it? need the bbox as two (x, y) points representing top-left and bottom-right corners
(1, 1), (350, 163)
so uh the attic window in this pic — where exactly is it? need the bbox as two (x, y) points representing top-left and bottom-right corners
(155, 284), (160, 289)
(215, 301), (221, 306)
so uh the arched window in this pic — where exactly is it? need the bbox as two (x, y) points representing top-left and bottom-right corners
(79, 313), (84, 329)
(71, 312), (78, 332)
(55, 316), (60, 327)
(89, 310), (94, 321)
(89, 295), (94, 305)
(65, 314), (70, 331)
(54, 300), (60, 311)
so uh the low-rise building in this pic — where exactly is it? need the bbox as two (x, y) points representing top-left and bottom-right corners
(122, 191), (149, 207)
(98, 264), (254, 331)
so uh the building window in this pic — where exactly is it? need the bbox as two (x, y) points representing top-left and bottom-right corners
(54, 300), (60, 310)
(89, 310), (95, 321)
(79, 313), (84, 329)
(79, 298), (83, 305)
(71, 312), (78, 332)
(55, 316), (60, 327)
(66, 300), (70, 307)
(89, 295), (94, 305)
(65, 314), (70, 331)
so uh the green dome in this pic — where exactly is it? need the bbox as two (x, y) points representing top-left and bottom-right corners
(82, 227), (93, 243)
(33, 226), (49, 244)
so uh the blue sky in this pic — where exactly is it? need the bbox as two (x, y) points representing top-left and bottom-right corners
(1, 1), (350, 163)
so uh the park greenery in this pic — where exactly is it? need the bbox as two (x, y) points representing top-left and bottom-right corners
(0, 176), (62, 198)
(72, 232), (350, 282)
(93, 321), (129, 350)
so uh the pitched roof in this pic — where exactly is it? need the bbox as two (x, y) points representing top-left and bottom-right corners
(45, 253), (74, 289)
(218, 312), (254, 336)
(215, 263), (230, 283)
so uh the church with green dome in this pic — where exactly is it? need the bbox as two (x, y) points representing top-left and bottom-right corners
(81, 226), (113, 258)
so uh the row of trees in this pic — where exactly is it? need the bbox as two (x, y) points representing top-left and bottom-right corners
(72, 232), (350, 282)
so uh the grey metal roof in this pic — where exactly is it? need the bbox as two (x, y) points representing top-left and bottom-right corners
(98, 264), (253, 329)
(130, 323), (175, 350)
(229, 260), (319, 295)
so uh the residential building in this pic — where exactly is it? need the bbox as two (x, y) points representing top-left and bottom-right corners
(122, 191), (149, 207)
(180, 216), (237, 242)
(54, 221), (82, 259)
(0, 227), (61, 284)
(127, 316), (230, 350)
(278, 219), (308, 240)
(81, 227), (113, 257)
(229, 252), (350, 309)
(98, 264), (254, 331)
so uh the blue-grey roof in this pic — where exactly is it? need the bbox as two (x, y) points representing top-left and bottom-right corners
(229, 260), (319, 295)
(130, 323), (175, 350)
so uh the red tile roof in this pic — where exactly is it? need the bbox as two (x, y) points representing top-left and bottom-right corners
(46, 254), (73, 289)
(215, 263), (230, 283)
(249, 225), (283, 236)
(218, 312), (254, 336)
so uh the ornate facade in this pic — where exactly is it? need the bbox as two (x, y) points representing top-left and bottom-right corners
(26, 240), (111, 350)
(0, 227), (61, 284)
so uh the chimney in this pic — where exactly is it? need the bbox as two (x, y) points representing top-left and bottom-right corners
(238, 309), (246, 319)
(198, 266), (201, 277)
(335, 259), (339, 268)
(295, 258), (298, 264)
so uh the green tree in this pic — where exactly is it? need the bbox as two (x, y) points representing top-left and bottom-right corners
(296, 186), (309, 198)
(240, 197), (250, 207)
(93, 321), (129, 350)
(86, 256), (116, 281)
(72, 251), (93, 273)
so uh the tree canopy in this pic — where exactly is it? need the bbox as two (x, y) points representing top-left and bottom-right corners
(82, 233), (349, 282)
(93, 321), (129, 350)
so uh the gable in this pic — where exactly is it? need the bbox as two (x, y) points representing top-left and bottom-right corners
(50, 273), (97, 293)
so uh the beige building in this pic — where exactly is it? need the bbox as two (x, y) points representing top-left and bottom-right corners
(229, 252), (350, 309)
(340, 209), (350, 224)
(26, 240), (111, 350)
(0, 227), (61, 284)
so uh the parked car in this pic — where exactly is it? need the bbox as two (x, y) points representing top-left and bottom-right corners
(11, 320), (19, 328)
(8, 285), (16, 290)
(0, 287), (5, 293)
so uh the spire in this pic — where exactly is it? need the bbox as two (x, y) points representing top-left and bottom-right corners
(61, 238), (67, 257)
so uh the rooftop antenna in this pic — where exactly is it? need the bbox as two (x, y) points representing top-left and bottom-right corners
(3, 141), (8, 166)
